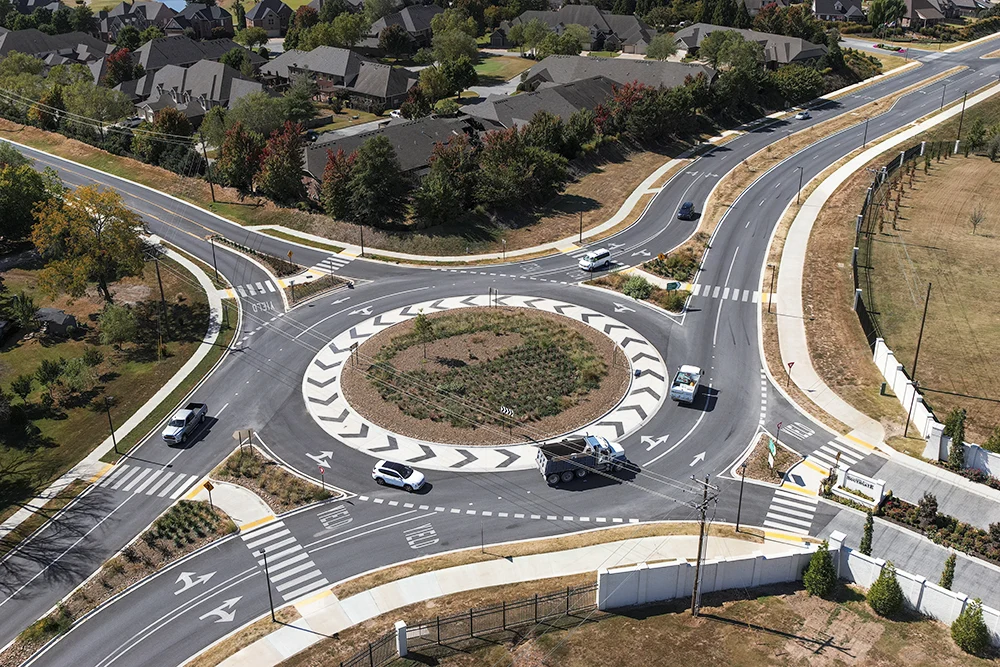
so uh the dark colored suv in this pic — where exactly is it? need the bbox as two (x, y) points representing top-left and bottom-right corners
(677, 201), (696, 220)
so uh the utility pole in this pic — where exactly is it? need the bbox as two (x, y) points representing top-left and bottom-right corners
(767, 263), (776, 314)
(796, 166), (803, 205)
(105, 396), (119, 456)
(198, 131), (216, 203)
(904, 282), (931, 439)
(862, 117), (869, 148)
(736, 463), (747, 533)
(209, 236), (219, 283)
(153, 253), (168, 339)
(940, 83), (947, 111)
(956, 91), (968, 141)
(690, 475), (718, 617)
(579, 211), (583, 244)
(359, 224), (365, 258)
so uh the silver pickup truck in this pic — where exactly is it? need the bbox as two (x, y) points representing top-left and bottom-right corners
(161, 402), (207, 444)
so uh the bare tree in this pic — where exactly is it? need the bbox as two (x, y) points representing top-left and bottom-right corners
(970, 205), (986, 235)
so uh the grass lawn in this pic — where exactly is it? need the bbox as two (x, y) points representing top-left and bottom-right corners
(585, 50), (620, 58)
(0, 256), (210, 520)
(257, 228), (344, 253)
(868, 50), (910, 72)
(474, 54), (534, 85)
(310, 108), (381, 133)
(867, 154), (1000, 442)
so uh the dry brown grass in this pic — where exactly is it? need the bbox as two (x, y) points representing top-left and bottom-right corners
(331, 522), (762, 601)
(184, 607), (302, 667)
(744, 433), (802, 484)
(866, 155), (1000, 442)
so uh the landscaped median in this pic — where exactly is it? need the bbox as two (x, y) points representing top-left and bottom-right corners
(185, 522), (770, 667)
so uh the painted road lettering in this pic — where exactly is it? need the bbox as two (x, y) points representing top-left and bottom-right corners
(317, 505), (352, 531)
(783, 423), (815, 440)
(403, 523), (439, 549)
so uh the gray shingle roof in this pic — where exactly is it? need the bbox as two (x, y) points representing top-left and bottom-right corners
(672, 23), (827, 64)
(504, 6), (655, 48)
(137, 59), (263, 116)
(304, 115), (476, 178)
(523, 55), (714, 90)
(369, 5), (441, 36)
(179, 3), (231, 21)
(135, 36), (264, 72)
(351, 60), (417, 100)
(262, 46), (416, 101)
(0, 28), (114, 60)
(812, 0), (865, 18)
(461, 76), (616, 129)
(247, 0), (292, 20)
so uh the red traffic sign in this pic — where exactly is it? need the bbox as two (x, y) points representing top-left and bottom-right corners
(787, 361), (795, 370)
(777, 421), (782, 429)
(319, 467), (325, 474)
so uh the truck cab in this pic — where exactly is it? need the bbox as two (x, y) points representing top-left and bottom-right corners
(670, 365), (702, 404)
(161, 402), (207, 444)
(537, 435), (628, 485)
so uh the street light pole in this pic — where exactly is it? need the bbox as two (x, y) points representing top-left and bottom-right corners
(735, 463), (747, 532)
(578, 211), (583, 244)
(105, 396), (119, 456)
(358, 224), (365, 258)
(862, 117), (869, 148)
(262, 547), (276, 622)
(904, 282), (932, 439)
(796, 166), (803, 205)
(209, 236), (219, 283)
(940, 82), (947, 111)
(956, 91), (968, 142)
(767, 263), (776, 314)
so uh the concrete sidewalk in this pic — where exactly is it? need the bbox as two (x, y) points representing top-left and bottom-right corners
(189, 481), (273, 530)
(214, 532), (800, 667)
(0, 239), (229, 543)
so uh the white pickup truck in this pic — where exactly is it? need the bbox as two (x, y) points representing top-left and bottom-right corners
(161, 402), (207, 444)
(669, 365), (702, 404)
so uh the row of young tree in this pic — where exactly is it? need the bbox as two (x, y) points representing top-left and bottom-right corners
(0, 0), (96, 35)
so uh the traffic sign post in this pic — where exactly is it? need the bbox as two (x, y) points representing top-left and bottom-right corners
(319, 466), (325, 492)
(204, 480), (215, 511)
(786, 361), (794, 387)
(768, 438), (776, 457)
(776, 421), (783, 447)
(767, 452), (775, 470)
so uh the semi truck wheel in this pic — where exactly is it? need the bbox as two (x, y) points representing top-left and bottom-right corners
(575, 469), (587, 478)
(560, 470), (575, 483)
(547, 474), (560, 485)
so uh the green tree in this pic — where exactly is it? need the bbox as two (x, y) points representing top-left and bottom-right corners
(10, 374), (34, 403)
(131, 107), (193, 165)
(419, 65), (453, 101)
(523, 109), (564, 155)
(770, 64), (824, 105)
(413, 135), (475, 224)
(32, 185), (146, 303)
(440, 55), (477, 98)
(219, 46), (251, 72)
(868, 0), (906, 37)
(413, 310), (433, 358)
(71, 4), (95, 32)
(233, 0), (246, 29)
(330, 12), (369, 48)
(646, 33), (677, 61)
(61, 356), (94, 393)
(115, 25), (141, 50)
(139, 25), (165, 44)
(379, 23), (412, 57)
(860, 510), (874, 556)
(984, 426), (1000, 453)
(35, 358), (64, 399)
(433, 28), (478, 63)
(734, 0), (751, 28)
(939, 553), (956, 590)
(945, 408), (967, 469)
(917, 491), (938, 528)
(952, 598), (991, 656)
(431, 8), (477, 37)
(98, 302), (138, 348)
(563, 108), (595, 157)
(82, 346), (104, 367)
(867, 562), (904, 617)
(824, 32), (845, 70)
(562, 23), (590, 50)
(320, 148), (356, 219)
(967, 117), (987, 152)
(318, 0), (349, 23)
(282, 74), (316, 122)
(712, 0), (737, 26)
(236, 26), (268, 49)
(363, 0), (395, 23)
(802, 540), (837, 598)
(520, 18), (550, 56)
(698, 29), (743, 68)
(256, 122), (307, 204)
(476, 127), (567, 209)
(215, 122), (265, 194)
(7, 291), (37, 329)
(0, 162), (58, 242)
(696, 0), (717, 23)
(293, 5), (318, 30)
(347, 135), (410, 226)
(61, 80), (133, 124)
(433, 97), (460, 115)
(226, 91), (286, 139)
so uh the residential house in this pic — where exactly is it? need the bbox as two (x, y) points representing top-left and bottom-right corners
(903, 0), (986, 23)
(165, 3), (233, 40)
(246, 0), (292, 37)
(492, 5), (657, 55)
(96, 1), (177, 42)
(304, 115), (479, 181)
(741, 0), (788, 15)
(11, 0), (65, 16)
(0, 27), (114, 63)
(134, 59), (263, 124)
(521, 55), (715, 91)
(672, 23), (827, 66)
(113, 36), (263, 97)
(358, 5), (442, 53)
(306, 0), (365, 16)
(262, 46), (417, 111)
(462, 76), (617, 129)
(812, 0), (865, 21)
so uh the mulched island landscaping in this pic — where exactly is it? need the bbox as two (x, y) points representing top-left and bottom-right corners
(341, 307), (630, 446)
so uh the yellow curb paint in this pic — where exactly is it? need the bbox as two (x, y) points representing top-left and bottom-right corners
(781, 482), (818, 497)
(295, 589), (335, 610)
(240, 515), (277, 532)
(225, 289), (235, 299)
(340, 249), (360, 258)
(843, 434), (876, 451)
(558, 244), (581, 254)
(763, 530), (807, 544)
(88, 463), (115, 485)
(184, 483), (205, 500)
(802, 460), (829, 475)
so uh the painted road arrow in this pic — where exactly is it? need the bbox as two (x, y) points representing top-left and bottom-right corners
(641, 435), (669, 451)
(308, 392), (340, 406)
(313, 358), (342, 371)
(495, 449), (519, 468)
(198, 597), (242, 623)
(174, 571), (215, 595)
(331, 297), (350, 305)
(408, 445), (437, 463)
(369, 436), (399, 453)
(307, 451), (335, 468)
(307, 375), (338, 389)
(349, 306), (373, 315)
(690, 452), (706, 466)
(613, 303), (635, 313)
(318, 409), (349, 423)
(450, 449), (478, 468)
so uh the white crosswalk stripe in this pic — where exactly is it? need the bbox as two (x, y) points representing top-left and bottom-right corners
(312, 254), (354, 274)
(690, 283), (769, 304)
(96, 464), (201, 499)
(235, 281), (278, 298)
(241, 521), (329, 602)
(808, 439), (866, 471)
(763, 488), (819, 536)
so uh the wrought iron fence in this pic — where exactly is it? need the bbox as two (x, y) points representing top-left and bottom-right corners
(337, 583), (598, 667)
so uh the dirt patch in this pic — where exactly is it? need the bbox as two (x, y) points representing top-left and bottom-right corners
(743, 432), (802, 484)
(341, 307), (630, 446)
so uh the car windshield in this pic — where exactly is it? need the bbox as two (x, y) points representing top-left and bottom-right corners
(385, 462), (413, 477)
(675, 372), (696, 384)
(168, 419), (186, 428)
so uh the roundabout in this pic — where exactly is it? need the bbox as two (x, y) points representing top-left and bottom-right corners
(301, 294), (669, 471)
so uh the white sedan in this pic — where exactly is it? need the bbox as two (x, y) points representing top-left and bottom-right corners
(372, 460), (426, 492)
(794, 110), (811, 120)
